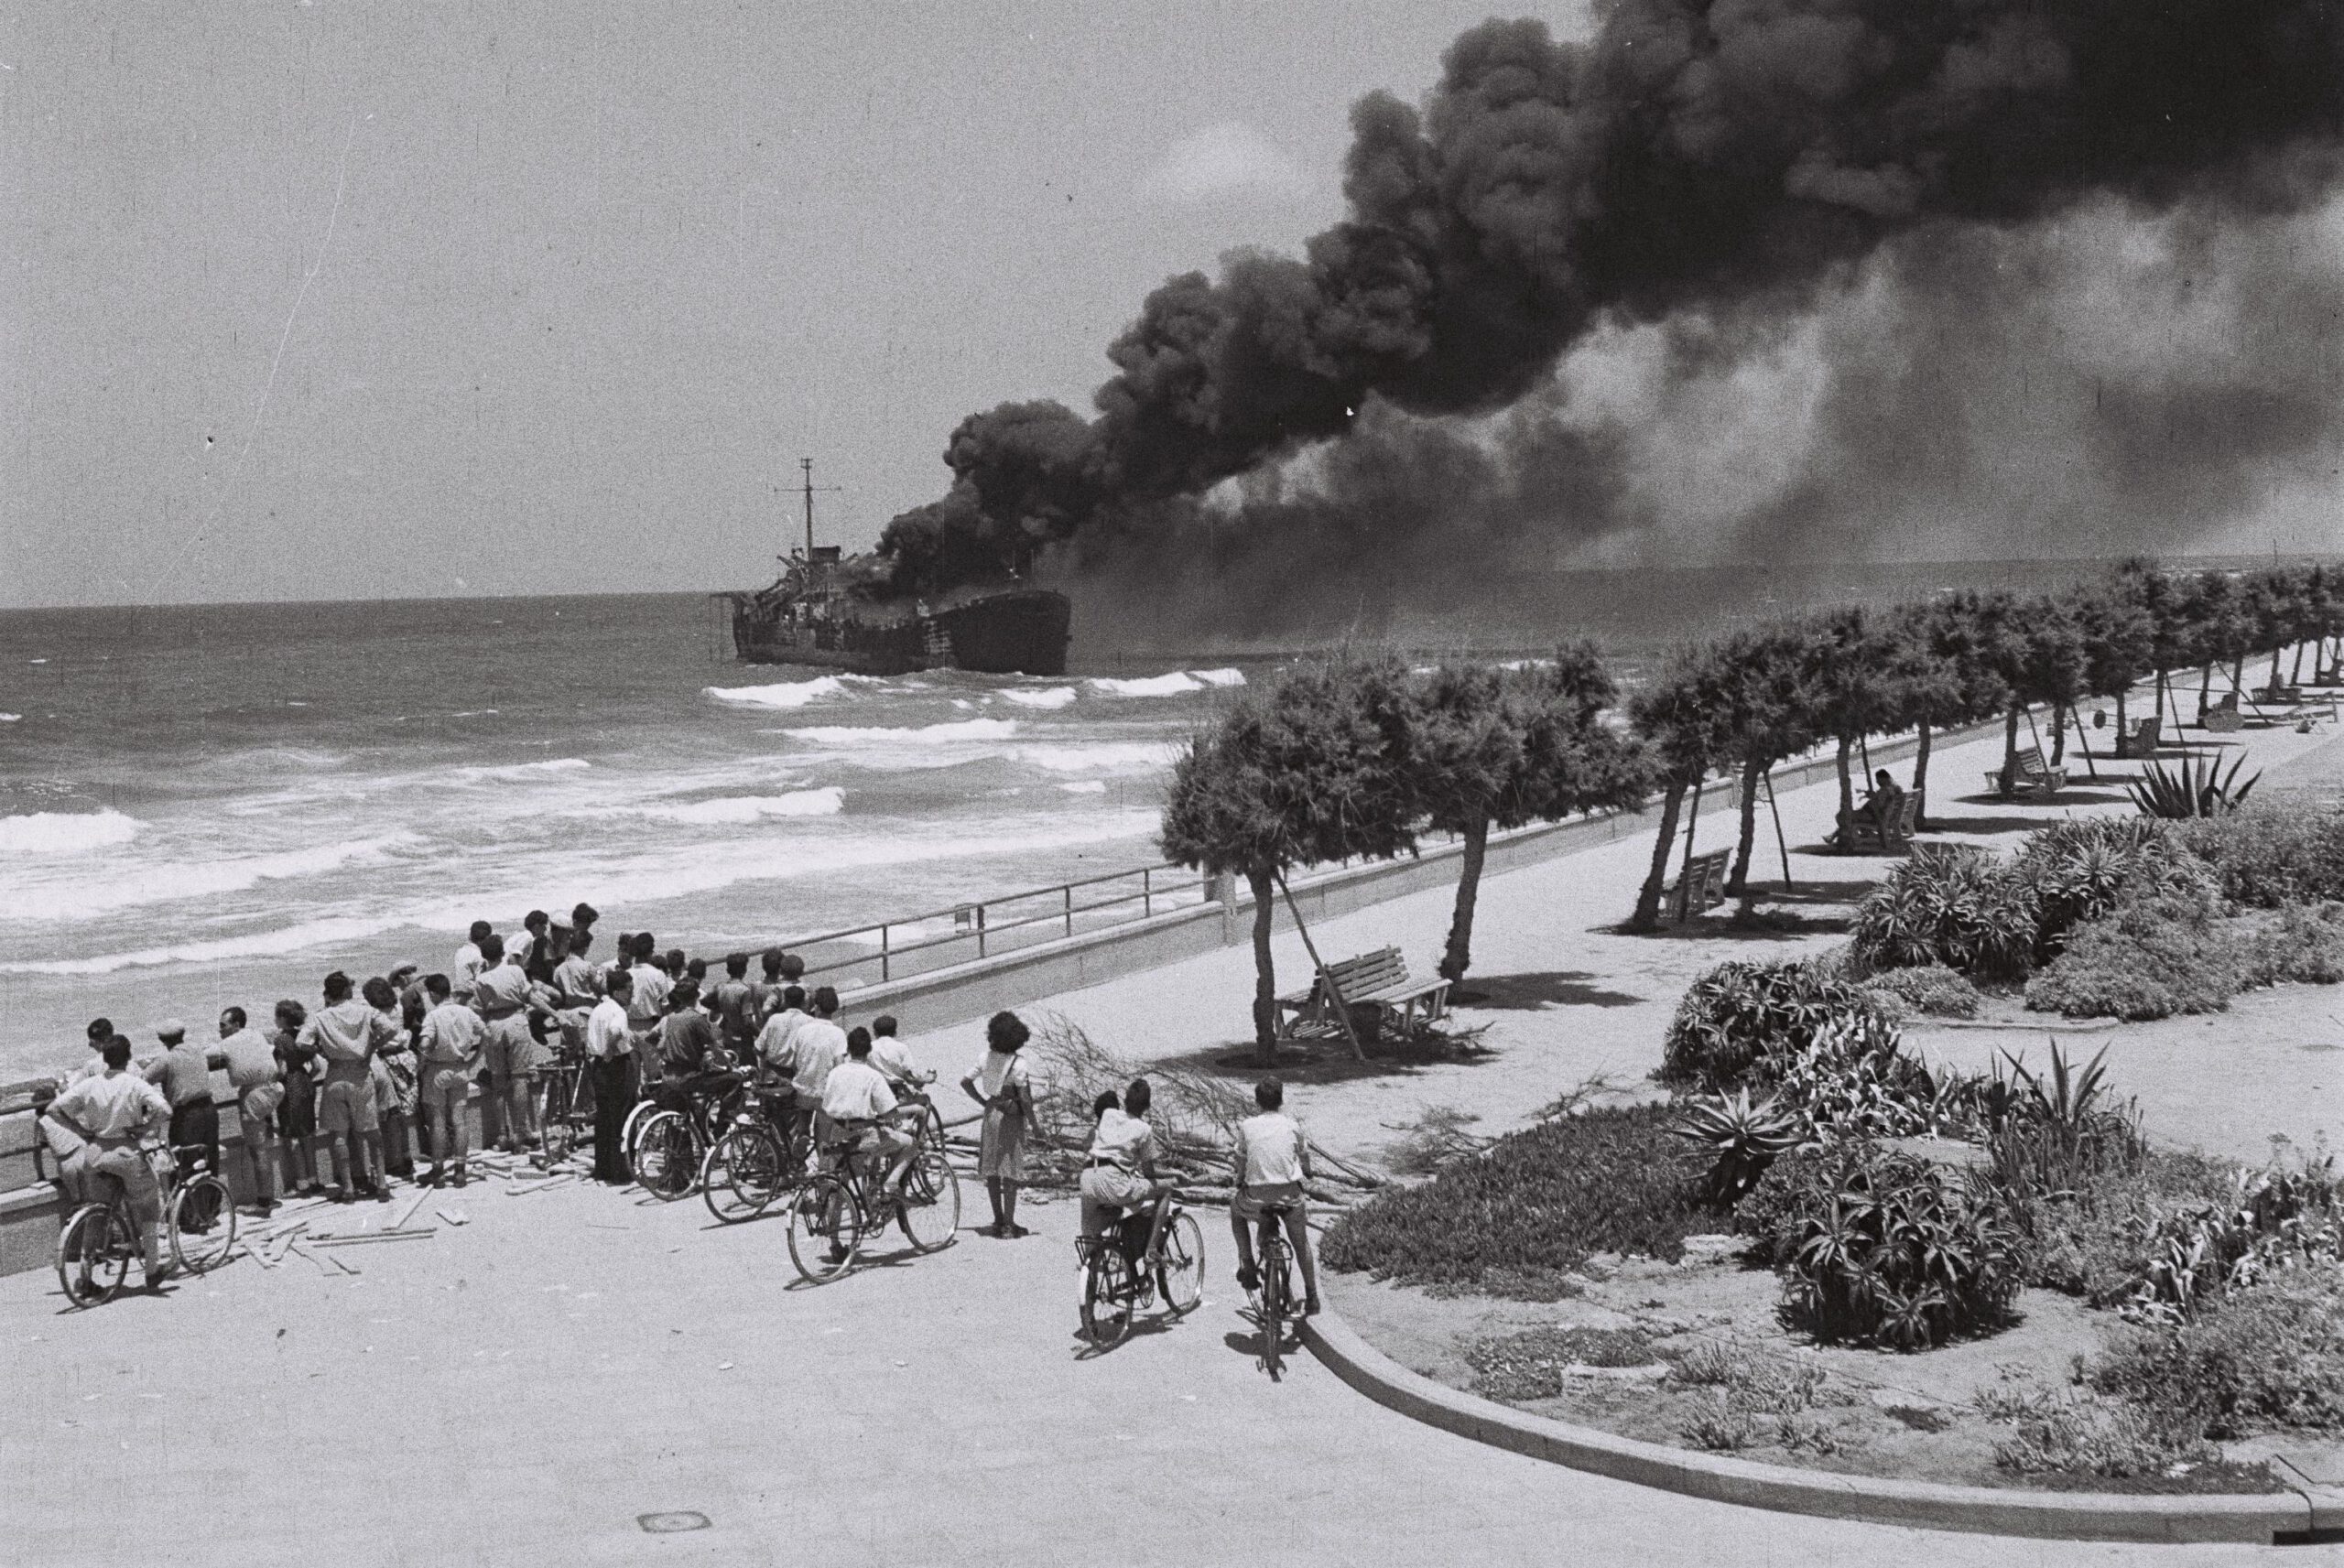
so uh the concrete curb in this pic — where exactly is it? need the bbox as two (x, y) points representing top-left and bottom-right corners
(1300, 1304), (2317, 1543)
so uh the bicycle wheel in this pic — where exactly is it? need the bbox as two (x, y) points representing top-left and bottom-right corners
(1156, 1210), (1206, 1317)
(701, 1124), (783, 1224)
(785, 1175), (862, 1284)
(537, 1071), (579, 1167)
(56, 1203), (132, 1308)
(619, 1097), (660, 1165)
(897, 1159), (960, 1253)
(1081, 1244), (1136, 1348)
(1259, 1235), (1287, 1379)
(633, 1111), (699, 1201)
(906, 1106), (949, 1198)
(169, 1173), (238, 1274)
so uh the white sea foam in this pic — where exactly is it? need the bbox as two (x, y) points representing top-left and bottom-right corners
(646, 787), (845, 825)
(1019, 741), (1181, 773)
(783, 719), (1019, 745)
(1085, 667), (1246, 698)
(703, 676), (870, 710)
(0, 915), (410, 977)
(451, 757), (591, 783)
(998, 686), (1078, 709)
(0, 713), (19, 723)
(0, 808), (143, 855)
(1057, 780), (1109, 795)
(0, 835), (413, 925)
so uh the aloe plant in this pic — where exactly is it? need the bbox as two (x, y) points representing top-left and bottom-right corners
(2128, 752), (2260, 819)
(1668, 1089), (1800, 1201)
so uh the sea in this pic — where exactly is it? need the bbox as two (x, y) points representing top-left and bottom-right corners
(0, 557), (2232, 1082)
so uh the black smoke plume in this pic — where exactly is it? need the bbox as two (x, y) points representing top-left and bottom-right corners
(875, 3), (2344, 601)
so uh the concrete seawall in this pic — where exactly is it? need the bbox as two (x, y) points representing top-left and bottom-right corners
(0, 717), (1984, 1277)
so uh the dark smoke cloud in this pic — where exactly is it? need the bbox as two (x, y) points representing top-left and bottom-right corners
(876, 3), (2344, 600)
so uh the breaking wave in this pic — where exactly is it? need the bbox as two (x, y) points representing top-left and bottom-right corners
(644, 787), (846, 825)
(0, 808), (143, 855)
(703, 675), (875, 710)
(782, 719), (1020, 745)
(1084, 668), (1245, 698)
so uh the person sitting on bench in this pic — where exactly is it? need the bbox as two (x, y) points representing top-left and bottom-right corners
(1863, 770), (1906, 838)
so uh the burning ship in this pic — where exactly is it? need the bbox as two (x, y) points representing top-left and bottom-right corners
(717, 461), (1071, 677)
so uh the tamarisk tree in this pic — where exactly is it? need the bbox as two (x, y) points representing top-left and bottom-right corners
(1159, 655), (1421, 1065)
(1416, 644), (1646, 985)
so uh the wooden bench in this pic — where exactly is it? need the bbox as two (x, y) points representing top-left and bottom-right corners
(1660, 848), (1731, 923)
(2200, 692), (2244, 733)
(1832, 792), (1920, 853)
(1275, 946), (1450, 1041)
(2112, 716), (2161, 759)
(1982, 745), (2067, 798)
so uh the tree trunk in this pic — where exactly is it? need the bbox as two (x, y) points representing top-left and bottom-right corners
(1835, 736), (1855, 823)
(2154, 667), (2165, 723)
(1630, 782), (1687, 932)
(2002, 706), (2021, 793)
(1727, 757), (1763, 897)
(2292, 640), (2307, 684)
(1247, 866), (1277, 1065)
(2230, 654), (2245, 696)
(2049, 702), (2067, 765)
(2115, 687), (2128, 738)
(1438, 816), (1489, 984)
(2199, 664), (2212, 705)
(1912, 721), (1933, 830)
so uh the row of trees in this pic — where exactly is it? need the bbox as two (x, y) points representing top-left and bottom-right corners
(1159, 562), (2344, 1062)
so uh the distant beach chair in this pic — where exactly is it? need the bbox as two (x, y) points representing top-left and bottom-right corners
(1275, 946), (1450, 1043)
(1981, 745), (2067, 799)
(2112, 716), (2162, 759)
(1657, 848), (1731, 923)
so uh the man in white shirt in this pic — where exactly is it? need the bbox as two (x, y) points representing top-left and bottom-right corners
(44, 1035), (171, 1285)
(819, 1028), (915, 1195)
(418, 973), (487, 1187)
(1230, 1076), (1319, 1316)
(754, 986), (809, 1076)
(864, 1014), (931, 1091)
(780, 987), (848, 1105)
(453, 920), (494, 1004)
(585, 971), (635, 1184)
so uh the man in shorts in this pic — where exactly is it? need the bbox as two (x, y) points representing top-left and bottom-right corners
(819, 1029), (917, 1193)
(1230, 1076), (1320, 1316)
(217, 1007), (284, 1216)
(298, 970), (401, 1203)
(46, 1035), (171, 1287)
(418, 973), (486, 1187)
(472, 935), (539, 1152)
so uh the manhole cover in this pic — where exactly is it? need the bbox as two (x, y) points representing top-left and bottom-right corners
(637, 1512), (711, 1534)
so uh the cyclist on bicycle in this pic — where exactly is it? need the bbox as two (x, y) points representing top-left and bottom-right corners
(45, 1034), (171, 1288)
(865, 1015), (935, 1094)
(817, 1028), (917, 1198)
(1080, 1079), (1176, 1269)
(1230, 1076), (1320, 1317)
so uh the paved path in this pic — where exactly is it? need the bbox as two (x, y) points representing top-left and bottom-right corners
(7, 705), (2340, 1565)
(0, 1173), (2304, 1568)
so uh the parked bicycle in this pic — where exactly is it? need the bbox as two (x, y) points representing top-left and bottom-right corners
(532, 1037), (592, 1169)
(699, 1080), (812, 1224)
(630, 1067), (752, 1202)
(784, 1111), (961, 1283)
(1077, 1187), (1205, 1350)
(55, 1140), (237, 1308)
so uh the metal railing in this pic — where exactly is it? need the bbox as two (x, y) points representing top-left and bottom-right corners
(786, 862), (1219, 989)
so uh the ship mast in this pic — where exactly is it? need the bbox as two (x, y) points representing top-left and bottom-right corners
(801, 457), (816, 557)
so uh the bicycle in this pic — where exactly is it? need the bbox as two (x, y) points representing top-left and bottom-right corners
(631, 1068), (751, 1202)
(55, 1139), (237, 1308)
(699, 1080), (812, 1224)
(1245, 1201), (1303, 1381)
(784, 1113), (961, 1283)
(1077, 1188), (1205, 1350)
(531, 1033), (593, 1169)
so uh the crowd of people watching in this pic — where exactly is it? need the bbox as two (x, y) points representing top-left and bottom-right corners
(35, 898), (1320, 1308)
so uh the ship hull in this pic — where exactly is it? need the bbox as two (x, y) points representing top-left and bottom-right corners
(725, 588), (1071, 677)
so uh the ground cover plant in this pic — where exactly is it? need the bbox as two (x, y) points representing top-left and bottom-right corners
(1320, 1103), (1715, 1292)
(1857, 963), (1983, 1020)
(2181, 801), (2344, 906)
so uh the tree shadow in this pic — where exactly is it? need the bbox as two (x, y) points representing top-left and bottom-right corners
(1174, 1035), (1497, 1084)
(1452, 970), (1644, 1011)
(1926, 814), (2108, 838)
(1942, 787), (2136, 809)
(1607, 909), (1849, 942)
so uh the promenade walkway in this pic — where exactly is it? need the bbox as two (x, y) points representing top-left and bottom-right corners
(5, 710), (2337, 1566)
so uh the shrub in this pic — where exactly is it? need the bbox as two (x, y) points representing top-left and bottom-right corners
(1858, 963), (1984, 1020)
(2008, 817), (2212, 960)
(1669, 1089), (1801, 1203)
(2126, 752), (2262, 819)
(2180, 803), (2344, 907)
(2241, 901), (2344, 987)
(1322, 1104), (1713, 1293)
(1659, 960), (1892, 1090)
(1991, 1393), (2221, 1480)
(1763, 1141), (2025, 1349)
(1764, 1016), (1948, 1142)
(2091, 1276), (2344, 1439)
(2023, 892), (2248, 1020)
(2022, 1150), (2240, 1302)
(1981, 1044), (2146, 1210)
(1851, 845), (2038, 979)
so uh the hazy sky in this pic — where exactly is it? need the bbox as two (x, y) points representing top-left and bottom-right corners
(0, 1), (1579, 608)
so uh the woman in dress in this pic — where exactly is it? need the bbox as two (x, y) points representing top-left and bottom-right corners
(960, 1011), (1043, 1238)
